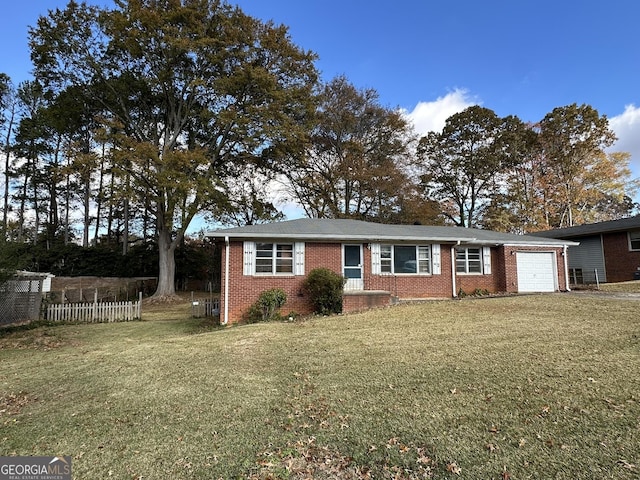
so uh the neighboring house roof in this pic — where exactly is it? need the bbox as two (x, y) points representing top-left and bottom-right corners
(207, 218), (576, 246)
(533, 215), (640, 239)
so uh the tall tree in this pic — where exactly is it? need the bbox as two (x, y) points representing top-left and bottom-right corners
(11, 81), (54, 243)
(0, 74), (16, 237)
(286, 75), (423, 223)
(30, 0), (318, 299)
(417, 106), (528, 228)
(478, 123), (543, 233)
(538, 103), (632, 228)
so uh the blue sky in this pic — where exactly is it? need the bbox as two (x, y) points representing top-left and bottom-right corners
(2, 1), (640, 191)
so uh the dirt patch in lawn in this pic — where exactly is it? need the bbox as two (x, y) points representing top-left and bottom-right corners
(0, 328), (77, 350)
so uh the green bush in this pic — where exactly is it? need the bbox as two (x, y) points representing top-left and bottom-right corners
(303, 268), (345, 315)
(245, 288), (287, 323)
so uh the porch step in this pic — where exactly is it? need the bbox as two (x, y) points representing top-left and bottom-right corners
(342, 290), (396, 313)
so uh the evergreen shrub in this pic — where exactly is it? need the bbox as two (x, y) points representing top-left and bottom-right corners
(303, 268), (345, 315)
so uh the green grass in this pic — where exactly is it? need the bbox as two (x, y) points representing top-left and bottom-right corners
(1, 294), (639, 479)
(598, 280), (640, 293)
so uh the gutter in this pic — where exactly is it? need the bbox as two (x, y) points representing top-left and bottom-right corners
(206, 232), (479, 244)
(223, 236), (230, 325)
(563, 244), (571, 292)
(451, 241), (460, 298)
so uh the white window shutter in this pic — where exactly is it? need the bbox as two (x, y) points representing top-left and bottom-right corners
(432, 244), (441, 274)
(482, 246), (492, 274)
(294, 242), (305, 275)
(243, 241), (255, 276)
(371, 243), (381, 274)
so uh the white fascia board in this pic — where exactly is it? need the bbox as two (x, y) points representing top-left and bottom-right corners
(501, 241), (580, 247)
(207, 232), (479, 243)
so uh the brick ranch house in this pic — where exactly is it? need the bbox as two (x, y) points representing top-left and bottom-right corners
(533, 215), (640, 284)
(206, 218), (576, 324)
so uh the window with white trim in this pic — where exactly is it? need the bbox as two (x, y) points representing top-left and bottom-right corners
(455, 246), (483, 274)
(379, 245), (431, 274)
(255, 243), (294, 274)
(629, 231), (640, 251)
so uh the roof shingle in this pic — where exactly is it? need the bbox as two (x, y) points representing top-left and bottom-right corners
(532, 215), (640, 239)
(207, 218), (574, 246)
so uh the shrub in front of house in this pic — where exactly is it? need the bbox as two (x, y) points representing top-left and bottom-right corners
(303, 268), (345, 315)
(244, 288), (287, 323)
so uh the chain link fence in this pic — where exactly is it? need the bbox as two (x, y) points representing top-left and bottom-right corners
(0, 277), (44, 326)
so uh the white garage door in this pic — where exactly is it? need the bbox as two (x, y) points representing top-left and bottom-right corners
(516, 252), (557, 292)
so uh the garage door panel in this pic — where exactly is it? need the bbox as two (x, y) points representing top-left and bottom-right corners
(516, 252), (557, 292)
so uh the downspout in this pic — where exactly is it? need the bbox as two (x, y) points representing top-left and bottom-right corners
(563, 244), (571, 292)
(451, 241), (460, 298)
(223, 236), (230, 325)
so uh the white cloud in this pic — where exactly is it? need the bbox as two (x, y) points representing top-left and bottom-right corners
(403, 88), (478, 137)
(609, 104), (640, 179)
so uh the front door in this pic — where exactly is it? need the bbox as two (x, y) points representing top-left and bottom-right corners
(343, 244), (364, 290)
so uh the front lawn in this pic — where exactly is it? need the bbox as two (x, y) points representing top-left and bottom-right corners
(1, 294), (638, 478)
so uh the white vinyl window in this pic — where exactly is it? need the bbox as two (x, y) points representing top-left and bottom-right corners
(455, 246), (491, 274)
(243, 241), (304, 276)
(629, 231), (640, 251)
(379, 245), (431, 274)
(255, 243), (294, 274)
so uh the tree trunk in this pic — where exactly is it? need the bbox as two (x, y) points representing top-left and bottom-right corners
(93, 144), (106, 245)
(2, 103), (15, 235)
(82, 170), (91, 247)
(122, 196), (129, 255)
(32, 170), (39, 246)
(154, 227), (177, 298)
(64, 165), (70, 245)
(106, 172), (114, 243)
(17, 164), (28, 242)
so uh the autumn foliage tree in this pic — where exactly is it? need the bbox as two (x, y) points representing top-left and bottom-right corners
(29, 0), (318, 298)
(537, 103), (636, 228)
(417, 106), (530, 228)
(286, 76), (435, 224)
(417, 104), (637, 232)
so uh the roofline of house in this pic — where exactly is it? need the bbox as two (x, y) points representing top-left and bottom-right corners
(502, 241), (580, 247)
(206, 232), (475, 242)
(532, 215), (640, 239)
(206, 232), (577, 247)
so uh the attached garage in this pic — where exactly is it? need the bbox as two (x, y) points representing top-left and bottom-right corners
(516, 251), (558, 292)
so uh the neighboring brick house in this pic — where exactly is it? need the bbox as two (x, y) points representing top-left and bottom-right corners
(207, 218), (575, 324)
(534, 215), (640, 284)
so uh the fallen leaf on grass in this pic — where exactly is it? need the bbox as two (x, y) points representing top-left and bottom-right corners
(446, 462), (461, 475)
(618, 459), (636, 470)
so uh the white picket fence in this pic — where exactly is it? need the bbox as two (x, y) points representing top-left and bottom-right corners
(46, 292), (142, 323)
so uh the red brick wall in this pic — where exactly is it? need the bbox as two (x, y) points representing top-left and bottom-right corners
(364, 245), (454, 298)
(497, 245), (568, 293)
(343, 292), (393, 312)
(219, 241), (568, 323)
(220, 242), (345, 323)
(602, 232), (640, 282)
(221, 241), (461, 323)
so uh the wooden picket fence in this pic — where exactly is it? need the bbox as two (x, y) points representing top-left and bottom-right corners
(46, 292), (142, 323)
